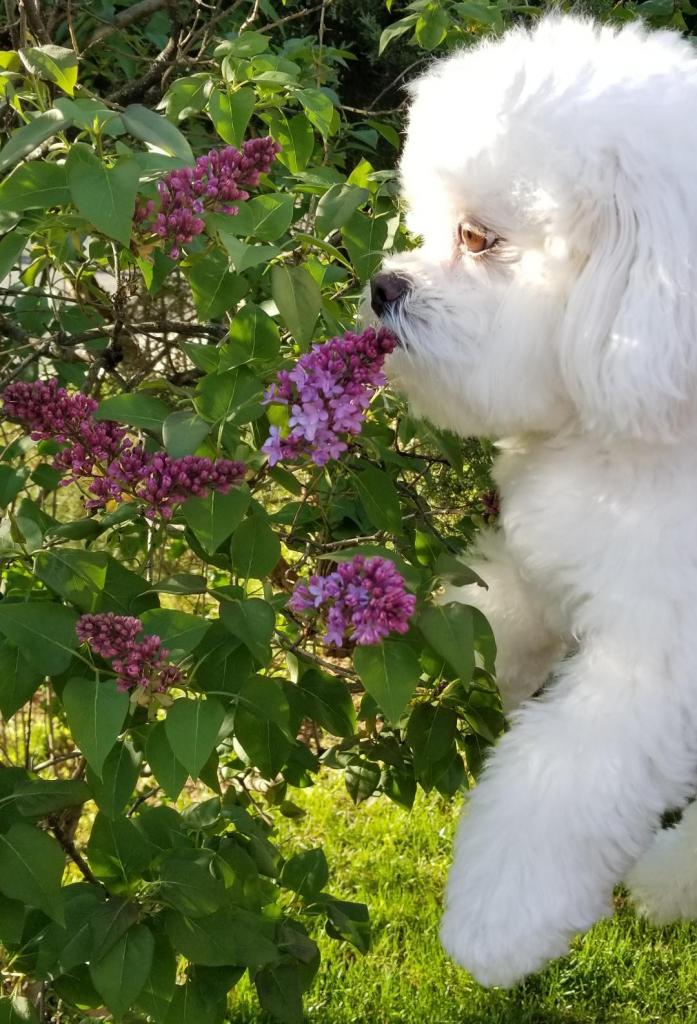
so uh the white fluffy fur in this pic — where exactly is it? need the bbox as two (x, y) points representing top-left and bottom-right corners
(375, 15), (697, 987)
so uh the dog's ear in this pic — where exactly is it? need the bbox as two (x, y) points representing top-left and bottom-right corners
(559, 159), (697, 439)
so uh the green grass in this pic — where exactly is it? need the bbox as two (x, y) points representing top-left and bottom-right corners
(230, 776), (697, 1024)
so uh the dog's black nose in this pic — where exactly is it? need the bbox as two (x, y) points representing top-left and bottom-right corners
(370, 272), (410, 317)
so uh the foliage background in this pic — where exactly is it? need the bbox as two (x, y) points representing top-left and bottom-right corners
(0, 0), (694, 1022)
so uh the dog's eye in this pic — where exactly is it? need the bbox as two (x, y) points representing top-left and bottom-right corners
(457, 223), (496, 254)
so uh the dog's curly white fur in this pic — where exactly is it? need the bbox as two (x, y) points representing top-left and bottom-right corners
(374, 16), (697, 987)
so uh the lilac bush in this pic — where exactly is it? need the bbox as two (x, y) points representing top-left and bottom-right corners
(3, 379), (246, 519)
(262, 326), (396, 466)
(76, 613), (183, 692)
(290, 555), (416, 646)
(135, 137), (281, 258)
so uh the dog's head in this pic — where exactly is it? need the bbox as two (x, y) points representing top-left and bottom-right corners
(374, 17), (697, 441)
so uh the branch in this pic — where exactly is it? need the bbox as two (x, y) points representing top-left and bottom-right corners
(264, 1), (332, 33)
(18, 0), (50, 44)
(86, 0), (169, 48)
(52, 817), (103, 888)
(108, 33), (179, 105)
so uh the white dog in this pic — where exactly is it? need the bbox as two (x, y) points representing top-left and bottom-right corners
(370, 15), (697, 987)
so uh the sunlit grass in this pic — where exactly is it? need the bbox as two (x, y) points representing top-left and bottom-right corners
(230, 775), (697, 1024)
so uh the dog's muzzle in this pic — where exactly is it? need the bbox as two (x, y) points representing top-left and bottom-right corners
(370, 272), (411, 317)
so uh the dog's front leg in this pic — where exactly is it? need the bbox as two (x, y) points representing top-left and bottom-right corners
(443, 530), (567, 711)
(440, 636), (697, 986)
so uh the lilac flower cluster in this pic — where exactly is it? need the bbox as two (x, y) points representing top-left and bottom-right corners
(3, 380), (246, 520)
(76, 613), (183, 692)
(135, 137), (280, 258)
(262, 327), (397, 466)
(289, 554), (416, 647)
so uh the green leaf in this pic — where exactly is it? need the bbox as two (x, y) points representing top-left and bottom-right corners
(0, 997), (39, 1023)
(324, 897), (371, 952)
(182, 487), (250, 553)
(19, 45), (78, 94)
(146, 573), (208, 596)
(0, 109), (70, 174)
(0, 232), (25, 283)
(354, 640), (421, 725)
(95, 392), (170, 431)
(235, 675), (289, 728)
(165, 698), (226, 779)
(122, 104), (194, 162)
(315, 183), (369, 237)
(454, 1), (504, 29)
(87, 813), (153, 890)
(296, 87), (335, 138)
(90, 923), (154, 1018)
(221, 304), (280, 368)
(0, 823), (65, 924)
(416, 5), (449, 49)
(87, 739), (142, 818)
(280, 848), (328, 899)
(382, 766), (417, 809)
(195, 366), (263, 425)
(146, 721), (189, 800)
(62, 677), (129, 779)
(0, 893), (25, 947)
(234, 711), (290, 778)
(0, 161), (68, 211)
(0, 464), (27, 503)
(342, 210), (399, 282)
(230, 515), (280, 579)
(13, 778), (90, 817)
(271, 264), (321, 347)
(163, 410), (211, 457)
(186, 250), (247, 320)
(0, 642), (41, 719)
(219, 599), (274, 665)
(254, 963), (305, 1024)
(265, 111), (314, 174)
(162, 982), (224, 1024)
(66, 145), (139, 246)
(352, 466), (402, 534)
(136, 932), (177, 1023)
(207, 87), (255, 146)
(378, 14), (418, 54)
(247, 194), (294, 242)
(0, 601), (78, 674)
(164, 906), (278, 967)
(344, 757), (381, 805)
(34, 549), (154, 615)
(158, 851), (226, 918)
(418, 602), (475, 684)
(407, 702), (457, 769)
(296, 670), (356, 737)
(217, 235), (280, 273)
(140, 608), (211, 657)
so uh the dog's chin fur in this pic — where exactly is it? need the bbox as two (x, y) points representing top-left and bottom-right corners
(376, 15), (697, 987)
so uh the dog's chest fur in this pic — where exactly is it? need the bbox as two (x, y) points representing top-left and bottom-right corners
(491, 434), (697, 638)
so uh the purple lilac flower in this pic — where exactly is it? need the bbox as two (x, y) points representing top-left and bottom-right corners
(3, 380), (246, 520)
(135, 137), (281, 258)
(76, 613), (183, 692)
(289, 555), (416, 647)
(262, 327), (397, 466)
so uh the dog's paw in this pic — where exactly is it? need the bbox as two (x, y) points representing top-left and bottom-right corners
(440, 884), (575, 987)
(627, 813), (697, 925)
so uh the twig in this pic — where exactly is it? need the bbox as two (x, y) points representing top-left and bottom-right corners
(33, 751), (82, 772)
(368, 57), (427, 111)
(52, 818), (103, 887)
(264, 2), (331, 33)
(239, 0), (261, 33)
(109, 33), (180, 105)
(85, 0), (169, 47)
(19, 0), (50, 43)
